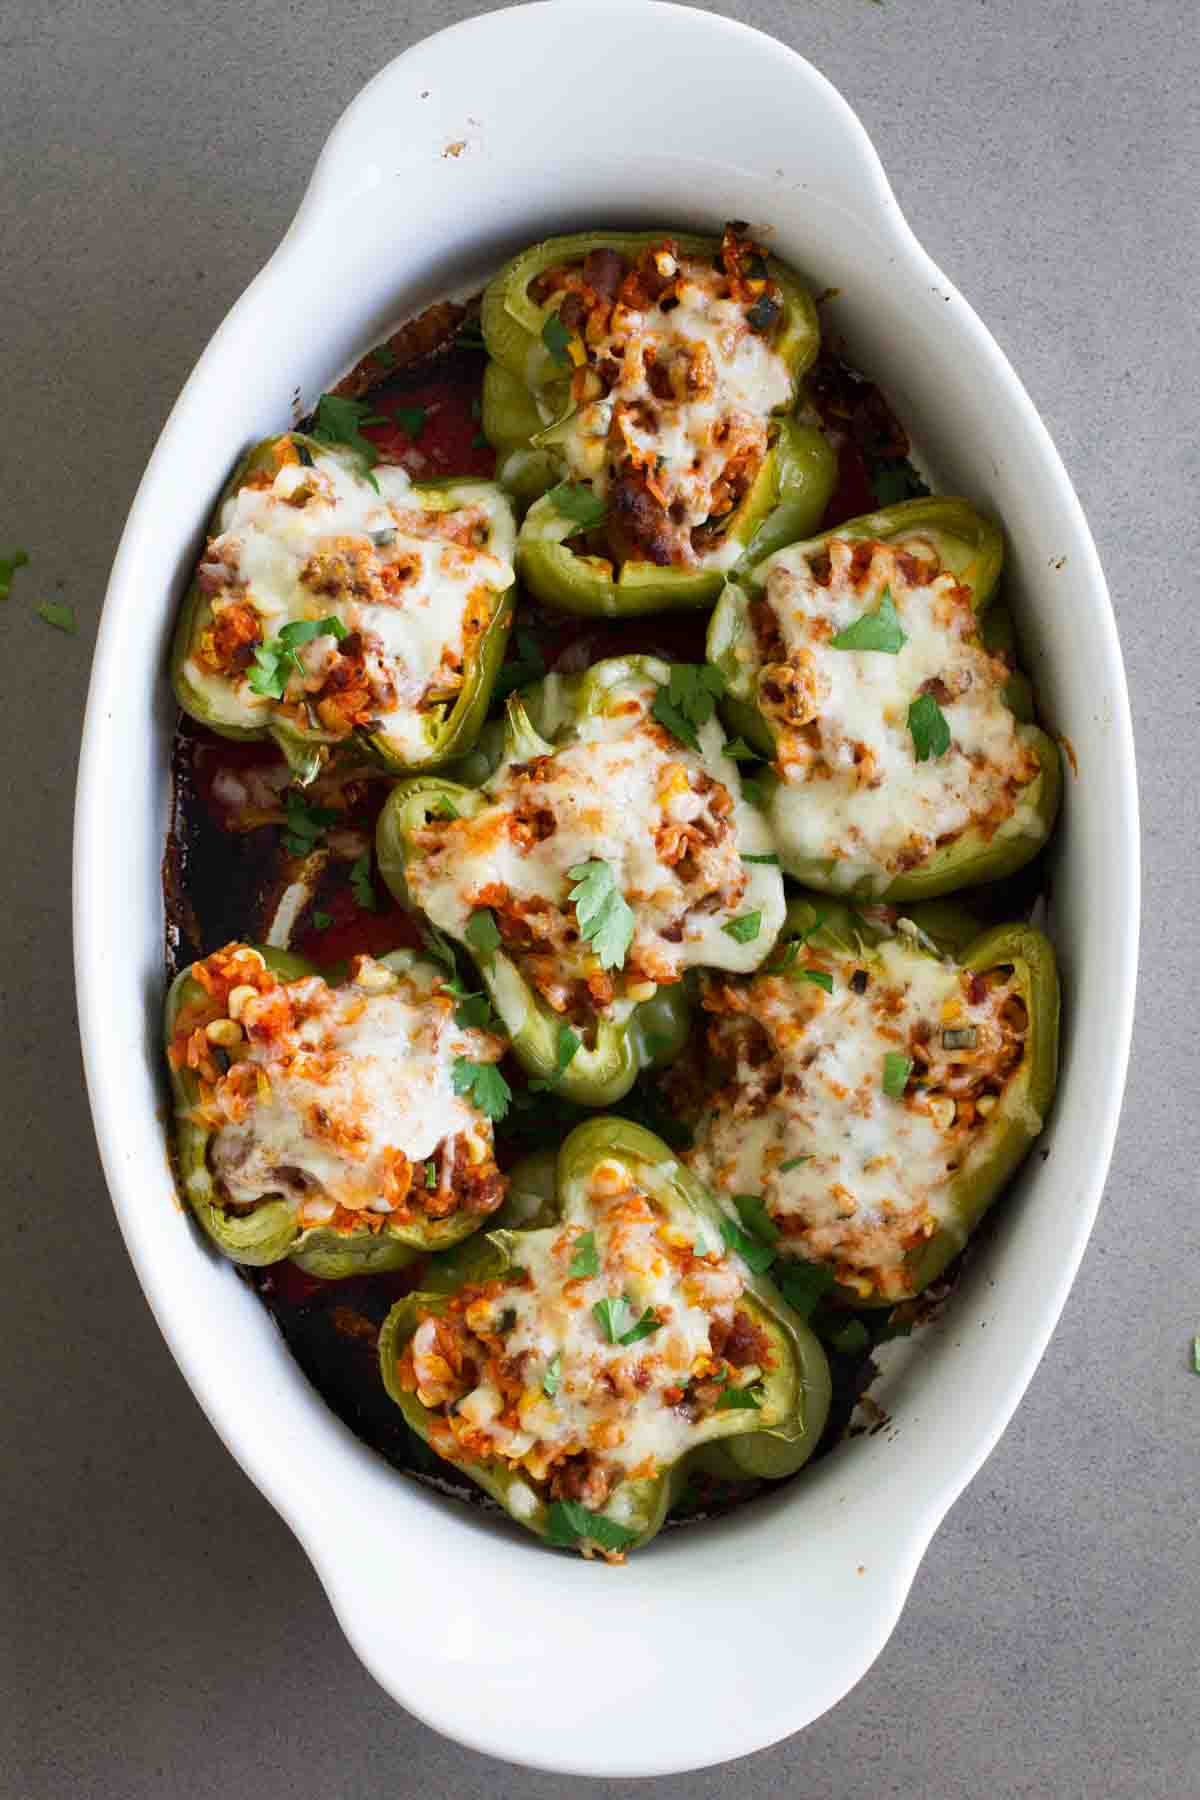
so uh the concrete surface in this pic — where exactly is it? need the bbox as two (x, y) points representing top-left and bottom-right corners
(2, 1), (1196, 1794)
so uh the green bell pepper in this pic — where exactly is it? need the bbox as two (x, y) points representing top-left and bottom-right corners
(375, 654), (784, 1105)
(479, 228), (832, 611)
(687, 893), (1060, 1306)
(165, 943), (504, 1276)
(378, 1117), (832, 1556)
(171, 433), (516, 785)
(707, 496), (1061, 897)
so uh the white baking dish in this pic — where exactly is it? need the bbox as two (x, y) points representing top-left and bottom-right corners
(72, 1), (1139, 1776)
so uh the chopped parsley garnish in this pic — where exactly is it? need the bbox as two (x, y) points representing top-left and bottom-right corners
(830, 588), (906, 654)
(593, 1295), (662, 1346)
(722, 911), (762, 944)
(545, 1499), (638, 1554)
(740, 777), (765, 808)
(35, 601), (76, 634)
(310, 393), (387, 490)
(543, 1353), (562, 1399)
(451, 1055), (512, 1121)
(464, 908), (502, 956)
(429, 792), (460, 821)
(493, 627), (546, 702)
(825, 1318), (870, 1356)
(311, 909), (334, 931)
(779, 1155), (812, 1173)
(907, 691), (951, 761)
(719, 1215), (776, 1276)
(0, 548), (29, 601)
(650, 663), (726, 751)
(882, 1051), (913, 1098)
(741, 852), (780, 865)
(869, 456), (930, 508)
(716, 1382), (765, 1410)
(798, 968), (834, 993)
(530, 1024), (581, 1091)
(541, 311), (574, 367)
(391, 404), (426, 439)
(723, 737), (760, 761)
(569, 1231), (600, 1279)
(282, 789), (338, 857)
(733, 1193), (780, 1246)
(774, 1260), (835, 1319)
(420, 923), (459, 974)
(424, 1160), (438, 1189)
(546, 481), (607, 530)
(567, 860), (635, 971)
(349, 852), (377, 912)
(247, 615), (347, 699)
(453, 989), (501, 1033)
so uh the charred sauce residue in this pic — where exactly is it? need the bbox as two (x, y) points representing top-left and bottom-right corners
(163, 297), (938, 1517)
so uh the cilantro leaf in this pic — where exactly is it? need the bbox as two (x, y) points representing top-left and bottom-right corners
(779, 1155), (812, 1173)
(1192, 1336), (1200, 1376)
(392, 405), (427, 439)
(35, 601), (76, 634)
(740, 778), (764, 808)
(723, 737), (760, 762)
(493, 628), (547, 703)
(650, 664), (727, 751)
(716, 1382), (765, 1410)
(464, 908), (501, 956)
(424, 1160), (438, 1189)
(541, 311), (574, 367)
(798, 968), (834, 994)
(830, 589), (906, 654)
(722, 911), (762, 945)
(618, 1305), (663, 1347)
(311, 909), (334, 931)
(741, 852), (779, 866)
(543, 1352), (562, 1398)
(429, 793), (460, 821)
(907, 691), (951, 762)
(454, 991), (500, 1033)
(566, 861), (635, 971)
(882, 1051), (913, 1098)
(530, 1024), (581, 1091)
(247, 616), (346, 699)
(592, 1296), (633, 1344)
(546, 481), (607, 530)
(311, 393), (385, 489)
(350, 852), (377, 912)
(545, 1499), (638, 1553)
(282, 789), (338, 857)
(569, 1231), (600, 1279)
(774, 1259), (835, 1319)
(733, 1193), (780, 1246)
(451, 1056), (512, 1121)
(719, 1215), (776, 1275)
(0, 548), (29, 600)
(420, 923), (458, 974)
(869, 456), (930, 508)
(825, 1318), (871, 1355)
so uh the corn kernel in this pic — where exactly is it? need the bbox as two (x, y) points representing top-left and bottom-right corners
(205, 1017), (243, 1047)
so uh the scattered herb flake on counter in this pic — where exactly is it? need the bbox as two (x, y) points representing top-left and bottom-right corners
(451, 1056), (512, 1121)
(569, 1231), (600, 1278)
(0, 548), (29, 600)
(464, 907), (501, 955)
(882, 1051), (913, 1097)
(650, 663), (726, 751)
(350, 852), (377, 912)
(547, 481), (607, 530)
(35, 600), (76, 634)
(567, 860), (635, 970)
(908, 691), (951, 762)
(722, 911), (762, 945)
(831, 589), (906, 654)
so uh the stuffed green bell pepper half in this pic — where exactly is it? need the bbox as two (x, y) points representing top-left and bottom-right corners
(707, 496), (1062, 898)
(684, 894), (1060, 1306)
(378, 1117), (832, 1559)
(480, 223), (835, 613)
(375, 653), (786, 1106)
(165, 941), (511, 1276)
(171, 432), (516, 784)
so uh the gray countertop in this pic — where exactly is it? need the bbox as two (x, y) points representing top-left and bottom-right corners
(3, 1), (1196, 1794)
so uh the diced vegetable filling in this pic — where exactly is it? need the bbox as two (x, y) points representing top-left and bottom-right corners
(185, 440), (512, 759)
(532, 226), (792, 567)
(687, 932), (1029, 1299)
(169, 944), (506, 1231)
(406, 674), (782, 1024)
(396, 1157), (772, 1511)
(750, 534), (1040, 887)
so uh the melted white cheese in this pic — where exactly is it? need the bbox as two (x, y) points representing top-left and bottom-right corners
(406, 666), (785, 1004)
(208, 960), (497, 1223)
(752, 536), (1038, 891)
(184, 446), (513, 759)
(688, 937), (1018, 1283)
